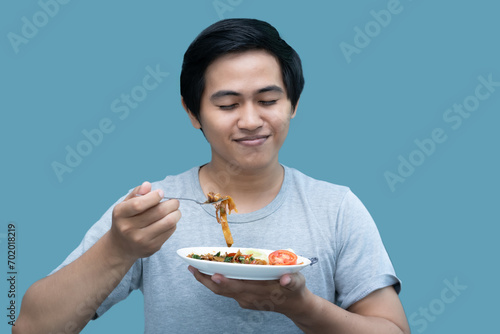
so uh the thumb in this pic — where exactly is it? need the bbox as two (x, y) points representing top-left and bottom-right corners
(124, 181), (152, 200)
(279, 273), (305, 291)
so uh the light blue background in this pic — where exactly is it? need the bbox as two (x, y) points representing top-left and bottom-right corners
(1, 1), (499, 333)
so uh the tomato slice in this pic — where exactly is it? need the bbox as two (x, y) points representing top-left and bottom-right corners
(268, 250), (298, 265)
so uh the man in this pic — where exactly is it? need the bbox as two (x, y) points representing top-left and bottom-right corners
(15, 19), (410, 333)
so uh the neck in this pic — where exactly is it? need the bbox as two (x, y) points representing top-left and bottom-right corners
(199, 161), (284, 213)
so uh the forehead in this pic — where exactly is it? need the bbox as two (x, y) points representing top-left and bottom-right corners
(203, 50), (285, 95)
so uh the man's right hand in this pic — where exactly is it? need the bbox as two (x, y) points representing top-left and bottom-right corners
(13, 181), (182, 334)
(109, 181), (181, 261)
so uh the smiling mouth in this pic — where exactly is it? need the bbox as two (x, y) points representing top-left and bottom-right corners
(234, 135), (270, 146)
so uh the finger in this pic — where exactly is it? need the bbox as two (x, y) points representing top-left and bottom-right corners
(147, 225), (177, 251)
(124, 181), (152, 201)
(189, 266), (222, 292)
(147, 209), (182, 242)
(137, 182), (152, 196)
(116, 189), (164, 218)
(206, 273), (275, 297)
(135, 199), (180, 228)
(279, 273), (305, 291)
(130, 212), (180, 257)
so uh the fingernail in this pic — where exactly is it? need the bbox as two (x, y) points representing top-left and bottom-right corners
(188, 266), (195, 275)
(211, 276), (221, 284)
(281, 275), (291, 286)
(157, 189), (164, 198)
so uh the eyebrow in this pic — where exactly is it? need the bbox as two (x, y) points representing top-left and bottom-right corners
(210, 85), (284, 102)
(256, 85), (284, 94)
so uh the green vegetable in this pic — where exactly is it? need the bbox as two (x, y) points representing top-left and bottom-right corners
(215, 251), (220, 257)
(224, 256), (233, 262)
(191, 254), (201, 259)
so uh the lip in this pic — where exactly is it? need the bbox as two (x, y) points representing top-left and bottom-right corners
(233, 135), (270, 146)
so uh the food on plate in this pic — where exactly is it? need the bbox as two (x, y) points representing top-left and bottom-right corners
(206, 192), (237, 247)
(188, 249), (268, 265)
(268, 249), (298, 265)
(187, 249), (300, 266)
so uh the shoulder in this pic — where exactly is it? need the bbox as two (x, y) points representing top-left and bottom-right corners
(284, 166), (373, 222)
(285, 165), (351, 202)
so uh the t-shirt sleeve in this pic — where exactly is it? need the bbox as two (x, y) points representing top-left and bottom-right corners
(49, 197), (143, 319)
(333, 190), (401, 309)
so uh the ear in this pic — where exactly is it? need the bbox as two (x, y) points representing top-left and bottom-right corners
(290, 98), (299, 119)
(182, 97), (202, 129)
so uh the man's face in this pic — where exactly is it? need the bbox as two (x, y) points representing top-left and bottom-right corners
(188, 49), (297, 172)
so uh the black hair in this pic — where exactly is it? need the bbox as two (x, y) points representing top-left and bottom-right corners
(180, 18), (304, 122)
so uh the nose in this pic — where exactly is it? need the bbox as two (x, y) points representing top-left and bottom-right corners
(237, 103), (264, 131)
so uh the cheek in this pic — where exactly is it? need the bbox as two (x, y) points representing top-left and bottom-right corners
(269, 114), (292, 135)
(199, 115), (232, 143)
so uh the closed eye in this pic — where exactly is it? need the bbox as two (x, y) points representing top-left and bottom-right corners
(218, 104), (238, 110)
(259, 100), (277, 106)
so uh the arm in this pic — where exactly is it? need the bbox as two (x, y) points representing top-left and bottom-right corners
(189, 269), (410, 334)
(284, 278), (410, 334)
(14, 182), (181, 334)
(14, 231), (135, 333)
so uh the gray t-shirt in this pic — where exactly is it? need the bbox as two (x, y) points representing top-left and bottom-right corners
(52, 165), (400, 333)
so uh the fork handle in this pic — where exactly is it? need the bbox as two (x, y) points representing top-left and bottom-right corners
(135, 194), (201, 203)
(162, 197), (224, 205)
(163, 197), (200, 203)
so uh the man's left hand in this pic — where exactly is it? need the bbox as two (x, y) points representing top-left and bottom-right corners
(188, 265), (310, 315)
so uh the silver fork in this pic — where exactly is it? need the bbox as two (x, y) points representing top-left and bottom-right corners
(162, 196), (225, 205)
(136, 194), (225, 205)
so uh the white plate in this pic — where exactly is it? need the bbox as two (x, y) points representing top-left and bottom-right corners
(177, 247), (311, 280)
